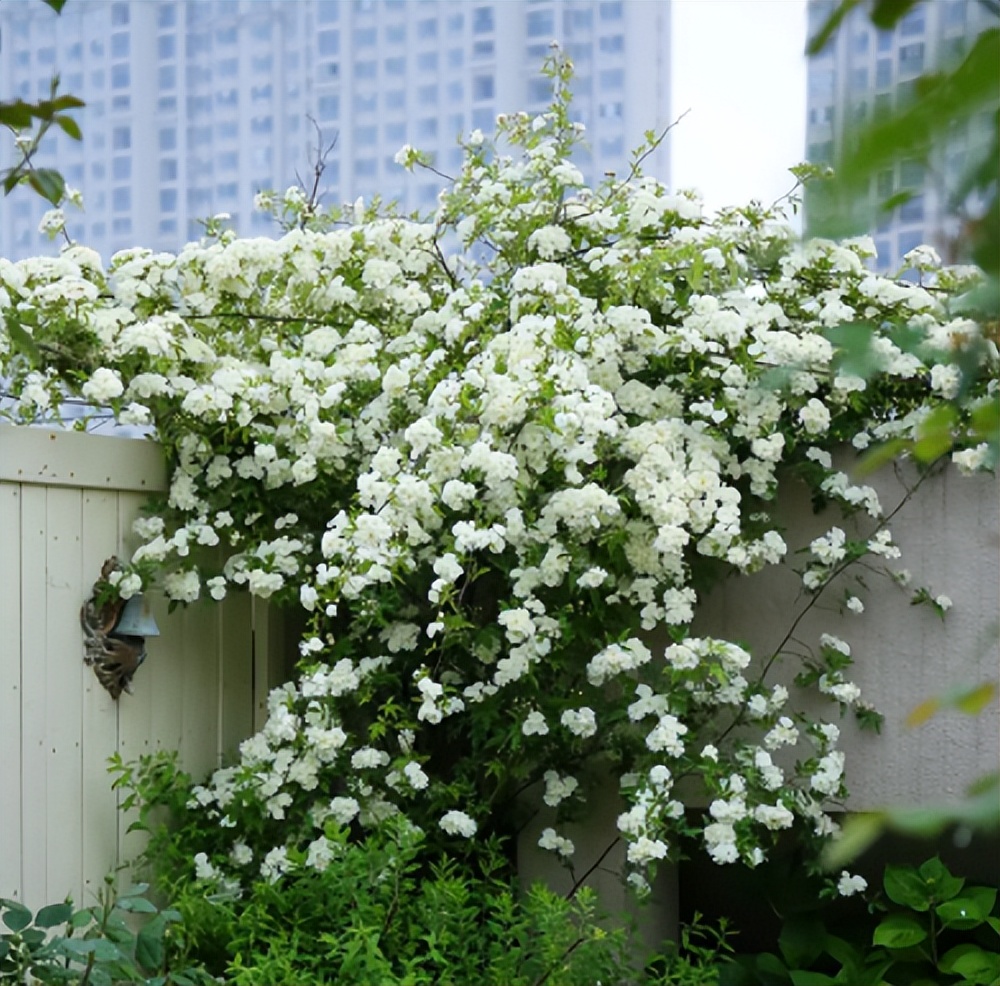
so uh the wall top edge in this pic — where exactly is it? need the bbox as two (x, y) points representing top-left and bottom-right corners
(0, 425), (167, 493)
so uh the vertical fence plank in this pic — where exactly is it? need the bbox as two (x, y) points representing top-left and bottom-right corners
(180, 599), (221, 782)
(0, 483), (23, 899)
(18, 486), (48, 911)
(80, 490), (122, 905)
(43, 487), (86, 907)
(220, 591), (254, 767)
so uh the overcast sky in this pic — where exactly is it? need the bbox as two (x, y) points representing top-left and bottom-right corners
(669, 0), (809, 225)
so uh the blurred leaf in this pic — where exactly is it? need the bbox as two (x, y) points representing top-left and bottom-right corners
(56, 114), (82, 140)
(0, 100), (37, 129)
(906, 681), (998, 726)
(912, 404), (958, 462)
(854, 437), (910, 476)
(824, 322), (880, 379)
(34, 902), (72, 928)
(41, 0), (68, 11)
(870, 0), (923, 29)
(822, 812), (886, 870)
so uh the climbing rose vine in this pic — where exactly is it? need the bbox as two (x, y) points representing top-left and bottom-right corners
(2, 57), (995, 897)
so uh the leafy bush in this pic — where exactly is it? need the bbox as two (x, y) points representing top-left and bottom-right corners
(723, 856), (999, 986)
(0, 879), (211, 986)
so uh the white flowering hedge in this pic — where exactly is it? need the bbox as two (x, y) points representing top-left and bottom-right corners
(2, 59), (996, 896)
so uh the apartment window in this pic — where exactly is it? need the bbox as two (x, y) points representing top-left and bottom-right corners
(386, 56), (405, 76)
(111, 2), (129, 25)
(417, 118), (438, 139)
(112, 156), (131, 181)
(599, 1), (623, 20)
(320, 62), (340, 80)
(112, 95), (130, 113)
(217, 182), (238, 199)
(91, 221), (107, 239)
(112, 125), (131, 150)
(471, 107), (494, 131)
(385, 121), (406, 142)
(472, 7), (494, 33)
(599, 35), (624, 54)
(356, 125), (378, 146)
(900, 7), (925, 35)
(159, 218), (178, 236)
(899, 193), (924, 223)
(600, 68), (624, 89)
(319, 94), (340, 120)
(448, 48), (464, 69)
(354, 157), (377, 177)
(417, 84), (438, 106)
(354, 92), (377, 113)
(447, 13), (464, 32)
(160, 158), (178, 181)
(157, 5), (176, 28)
(159, 65), (176, 89)
(251, 116), (273, 135)
(90, 39), (104, 57)
(112, 218), (132, 236)
(112, 187), (131, 212)
(529, 78), (552, 102)
(356, 59), (377, 79)
(875, 58), (892, 89)
(569, 9), (593, 28)
(899, 42), (924, 76)
(217, 89), (238, 107)
(158, 34), (176, 59)
(187, 95), (211, 116)
(418, 18), (438, 39)
(218, 58), (238, 78)
(354, 26), (376, 46)
(111, 64), (130, 89)
(216, 26), (237, 45)
(91, 162), (106, 180)
(386, 24), (406, 43)
(472, 75), (494, 101)
(218, 150), (238, 169)
(250, 20), (271, 40)
(252, 84), (273, 103)
(945, 0), (966, 29)
(850, 67), (868, 91)
(386, 90), (405, 110)
(217, 120), (238, 139)
(900, 159), (924, 188)
(852, 32), (869, 54)
(417, 52), (438, 71)
(447, 80), (463, 102)
(160, 189), (178, 212)
(472, 40), (494, 60)
(111, 32), (129, 58)
(598, 101), (623, 119)
(527, 10), (554, 37)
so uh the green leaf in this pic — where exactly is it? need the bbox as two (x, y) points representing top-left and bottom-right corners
(118, 883), (150, 898)
(939, 943), (1000, 984)
(870, 0), (922, 30)
(42, 0), (68, 12)
(0, 100), (37, 129)
(34, 902), (72, 928)
(27, 167), (65, 206)
(913, 404), (958, 463)
(789, 973), (838, 986)
(872, 912), (928, 949)
(115, 895), (157, 913)
(918, 857), (964, 900)
(55, 115), (82, 140)
(884, 864), (932, 910)
(780, 914), (827, 969)
(936, 887), (997, 929)
(135, 915), (166, 973)
(58, 938), (122, 961)
(1, 901), (32, 932)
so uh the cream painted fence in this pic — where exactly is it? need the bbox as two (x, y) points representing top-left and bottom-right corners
(0, 425), (289, 912)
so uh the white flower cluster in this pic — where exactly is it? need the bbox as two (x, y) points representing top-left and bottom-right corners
(1, 65), (991, 892)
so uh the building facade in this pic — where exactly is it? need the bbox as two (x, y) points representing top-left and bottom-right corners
(0, 0), (671, 262)
(805, 0), (994, 273)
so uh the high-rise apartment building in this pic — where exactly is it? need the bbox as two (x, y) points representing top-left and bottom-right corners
(0, 0), (671, 262)
(805, 0), (994, 273)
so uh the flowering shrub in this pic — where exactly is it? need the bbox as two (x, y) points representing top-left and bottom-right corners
(2, 57), (996, 903)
